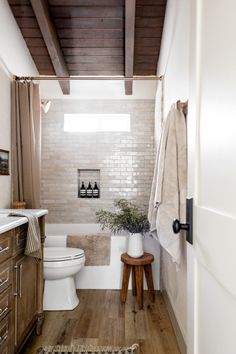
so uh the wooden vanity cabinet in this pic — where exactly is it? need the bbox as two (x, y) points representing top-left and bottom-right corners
(0, 216), (45, 354)
(0, 231), (13, 353)
(13, 254), (38, 350)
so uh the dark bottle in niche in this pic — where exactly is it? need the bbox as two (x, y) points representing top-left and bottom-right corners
(79, 181), (86, 198)
(86, 182), (93, 198)
(92, 182), (99, 198)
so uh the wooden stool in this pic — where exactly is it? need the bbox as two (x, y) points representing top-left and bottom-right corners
(120, 252), (155, 309)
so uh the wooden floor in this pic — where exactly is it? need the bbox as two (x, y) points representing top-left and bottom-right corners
(22, 290), (181, 354)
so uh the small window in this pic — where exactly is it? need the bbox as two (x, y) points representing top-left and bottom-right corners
(64, 114), (130, 132)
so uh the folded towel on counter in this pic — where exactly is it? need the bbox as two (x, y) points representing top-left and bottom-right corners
(9, 211), (42, 260)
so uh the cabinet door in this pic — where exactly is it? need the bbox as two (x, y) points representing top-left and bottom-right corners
(14, 255), (37, 348)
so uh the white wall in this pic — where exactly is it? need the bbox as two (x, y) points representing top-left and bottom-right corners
(155, 0), (190, 342)
(40, 80), (157, 100)
(157, 0), (189, 113)
(45, 224), (160, 290)
(0, 62), (11, 208)
(0, 1), (38, 208)
(0, 0), (37, 76)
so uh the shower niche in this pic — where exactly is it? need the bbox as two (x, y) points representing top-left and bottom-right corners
(78, 169), (100, 199)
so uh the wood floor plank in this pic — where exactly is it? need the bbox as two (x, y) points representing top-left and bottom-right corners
(21, 290), (181, 354)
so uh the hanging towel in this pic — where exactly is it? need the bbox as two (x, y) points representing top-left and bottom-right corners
(9, 211), (42, 260)
(148, 109), (173, 236)
(148, 104), (187, 264)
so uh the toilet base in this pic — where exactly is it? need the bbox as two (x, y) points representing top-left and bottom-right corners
(43, 277), (79, 311)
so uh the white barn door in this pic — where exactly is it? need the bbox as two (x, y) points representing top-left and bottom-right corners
(187, 0), (236, 353)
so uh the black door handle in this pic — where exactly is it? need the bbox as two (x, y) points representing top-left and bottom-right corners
(172, 198), (193, 245)
(172, 219), (189, 233)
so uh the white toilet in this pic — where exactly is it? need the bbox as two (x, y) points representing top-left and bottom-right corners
(43, 247), (85, 311)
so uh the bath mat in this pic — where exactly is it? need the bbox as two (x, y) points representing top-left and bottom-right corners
(37, 343), (138, 354)
(67, 233), (111, 266)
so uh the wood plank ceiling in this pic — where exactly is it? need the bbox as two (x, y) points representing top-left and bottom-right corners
(8, 0), (166, 94)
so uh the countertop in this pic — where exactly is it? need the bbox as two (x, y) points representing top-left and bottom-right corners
(0, 209), (48, 234)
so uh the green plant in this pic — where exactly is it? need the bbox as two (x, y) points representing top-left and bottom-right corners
(96, 199), (150, 235)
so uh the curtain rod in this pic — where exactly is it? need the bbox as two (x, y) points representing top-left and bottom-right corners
(14, 75), (163, 81)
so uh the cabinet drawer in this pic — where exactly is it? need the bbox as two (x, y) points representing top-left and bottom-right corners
(0, 232), (13, 264)
(0, 287), (12, 322)
(13, 224), (28, 255)
(0, 260), (13, 295)
(0, 312), (11, 354)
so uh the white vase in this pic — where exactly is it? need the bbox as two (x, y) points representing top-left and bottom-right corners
(127, 233), (144, 258)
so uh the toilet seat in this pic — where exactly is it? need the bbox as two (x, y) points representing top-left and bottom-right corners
(44, 247), (84, 262)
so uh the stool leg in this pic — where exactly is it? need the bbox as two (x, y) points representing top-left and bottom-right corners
(135, 266), (143, 310)
(120, 264), (131, 303)
(132, 266), (137, 296)
(144, 264), (155, 302)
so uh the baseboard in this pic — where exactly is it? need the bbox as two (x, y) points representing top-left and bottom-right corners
(162, 290), (187, 354)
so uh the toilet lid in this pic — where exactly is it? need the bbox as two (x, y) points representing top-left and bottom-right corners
(44, 247), (85, 262)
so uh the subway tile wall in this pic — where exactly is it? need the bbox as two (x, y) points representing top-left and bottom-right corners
(41, 100), (155, 223)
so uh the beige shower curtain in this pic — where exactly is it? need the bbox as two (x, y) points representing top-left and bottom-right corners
(11, 81), (41, 208)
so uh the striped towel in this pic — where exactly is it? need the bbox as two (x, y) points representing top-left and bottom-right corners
(9, 211), (42, 260)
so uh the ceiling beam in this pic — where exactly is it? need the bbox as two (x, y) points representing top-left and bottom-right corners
(30, 0), (70, 95)
(125, 0), (136, 95)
